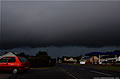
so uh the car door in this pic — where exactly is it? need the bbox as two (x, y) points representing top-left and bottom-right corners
(7, 57), (16, 70)
(0, 57), (9, 70)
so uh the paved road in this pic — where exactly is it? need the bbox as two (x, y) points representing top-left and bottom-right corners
(0, 64), (120, 79)
(0, 72), (12, 79)
(8, 67), (73, 79)
(58, 64), (120, 79)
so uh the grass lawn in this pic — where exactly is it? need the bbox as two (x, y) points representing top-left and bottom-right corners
(69, 64), (120, 71)
(94, 65), (120, 71)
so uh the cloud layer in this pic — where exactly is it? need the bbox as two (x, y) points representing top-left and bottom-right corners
(1, 1), (120, 49)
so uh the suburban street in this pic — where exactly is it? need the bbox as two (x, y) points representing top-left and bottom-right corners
(0, 64), (120, 79)
(7, 66), (73, 79)
(1, 1), (120, 79)
(58, 64), (120, 79)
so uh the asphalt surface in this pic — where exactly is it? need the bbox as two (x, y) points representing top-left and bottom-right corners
(8, 67), (73, 79)
(58, 64), (120, 79)
(0, 72), (12, 79)
(0, 64), (120, 79)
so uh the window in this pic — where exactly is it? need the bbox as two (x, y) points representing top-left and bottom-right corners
(18, 57), (28, 62)
(8, 57), (16, 63)
(0, 57), (8, 63)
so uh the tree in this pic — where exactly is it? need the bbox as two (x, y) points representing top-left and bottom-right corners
(36, 51), (48, 57)
(76, 55), (82, 63)
(18, 52), (26, 57)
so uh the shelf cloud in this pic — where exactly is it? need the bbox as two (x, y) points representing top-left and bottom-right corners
(1, 1), (120, 49)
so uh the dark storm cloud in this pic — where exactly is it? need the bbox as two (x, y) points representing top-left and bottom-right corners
(0, 46), (120, 57)
(1, 1), (120, 49)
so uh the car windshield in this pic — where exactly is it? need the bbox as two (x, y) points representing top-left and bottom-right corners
(18, 57), (28, 62)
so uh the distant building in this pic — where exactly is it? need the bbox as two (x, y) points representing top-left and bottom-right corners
(63, 57), (77, 64)
(0, 52), (16, 59)
(57, 58), (62, 63)
(89, 56), (99, 64)
(85, 52), (120, 64)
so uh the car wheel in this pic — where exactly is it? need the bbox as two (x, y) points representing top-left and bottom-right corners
(12, 68), (19, 75)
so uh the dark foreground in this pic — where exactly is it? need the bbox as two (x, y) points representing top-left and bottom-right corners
(8, 66), (73, 79)
(0, 64), (120, 79)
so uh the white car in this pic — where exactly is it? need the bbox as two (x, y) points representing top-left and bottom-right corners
(80, 60), (86, 64)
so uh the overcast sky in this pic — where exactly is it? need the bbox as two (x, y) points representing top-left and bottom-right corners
(0, 46), (120, 57)
(2, 0), (120, 1)
(0, 1), (120, 56)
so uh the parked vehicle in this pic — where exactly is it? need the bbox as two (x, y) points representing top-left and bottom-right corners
(0, 55), (30, 74)
(80, 60), (86, 64)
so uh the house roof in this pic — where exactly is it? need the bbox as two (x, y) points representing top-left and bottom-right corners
(0, 52), (16, 59)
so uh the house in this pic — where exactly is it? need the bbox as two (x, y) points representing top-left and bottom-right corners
(85, 52), (120, 64)
(57, 58), (62, 63)
(63, 57), (77, 64)
(89, 56), (99, 64)
(0, 52), (16, 59)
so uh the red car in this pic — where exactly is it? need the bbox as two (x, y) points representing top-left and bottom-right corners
(0, 56), (30, 74)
